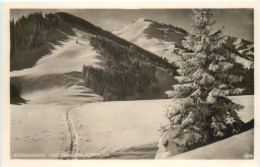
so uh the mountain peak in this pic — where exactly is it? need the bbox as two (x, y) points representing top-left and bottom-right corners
(134, 18), (154, 23)
(135, 18), (146, 22)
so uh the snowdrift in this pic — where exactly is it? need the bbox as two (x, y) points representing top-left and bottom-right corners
(170, 129), (253, 159)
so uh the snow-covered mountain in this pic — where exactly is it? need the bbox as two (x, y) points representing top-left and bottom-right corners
(226, 36), (254, 69)
(114, 18), (188, 64)
(113, 18), (254, 69)
(10, 13), (178, 104)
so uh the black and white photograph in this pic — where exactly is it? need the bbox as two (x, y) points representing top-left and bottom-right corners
(1, 1), (259, 166)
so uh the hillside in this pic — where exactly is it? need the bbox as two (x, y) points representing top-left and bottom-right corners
(10, 27), (104, 105)
(10, 12), (178, 103)
(11, 28), (104, 77)
(114, 18), (187, 64)
(114, 18), (254, 95)
(11, 13), (177, 73)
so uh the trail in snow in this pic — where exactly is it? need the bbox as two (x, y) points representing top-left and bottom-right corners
(66, 107), (80, 155)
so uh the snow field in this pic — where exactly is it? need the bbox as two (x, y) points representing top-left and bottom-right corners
(11, 96), (253, 158)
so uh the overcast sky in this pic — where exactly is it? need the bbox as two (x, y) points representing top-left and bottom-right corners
(11, 9), (254, 41)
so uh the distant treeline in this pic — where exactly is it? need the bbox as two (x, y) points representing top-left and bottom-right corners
(83, 64), (157, 101)
(82, 36), (159, 101)
(11, 13), (58, 53)
(10, 12), (74, 71)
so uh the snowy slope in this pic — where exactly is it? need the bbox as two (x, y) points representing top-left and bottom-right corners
(114, 18), (151, 43)
(11, 29), (104, 77)
(22, 84), (103, 105)
(11, 28), (104, 105)
(113, 19), (181, 64)
(114, 19), (254, 69)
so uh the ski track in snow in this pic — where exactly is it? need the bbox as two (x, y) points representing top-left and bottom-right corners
(66, 106), (80, 155)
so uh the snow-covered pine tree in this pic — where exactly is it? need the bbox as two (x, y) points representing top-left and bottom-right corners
(164, 9), (244, 148)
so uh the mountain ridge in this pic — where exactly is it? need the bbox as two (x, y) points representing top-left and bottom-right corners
(10, 12), (178, 103)
(114, 18), (254, 68)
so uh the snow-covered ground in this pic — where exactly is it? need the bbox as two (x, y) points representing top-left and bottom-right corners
(70, 100), (170, 154)
(113, 19), (179, 63)
(11, 95), (254, 159)
(22, 84), (103, 105)
(229, 95), (254, 123)
(11, 105), (71, 157)
(11, 99), (170, 158)
(170, 129), (254, 159)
